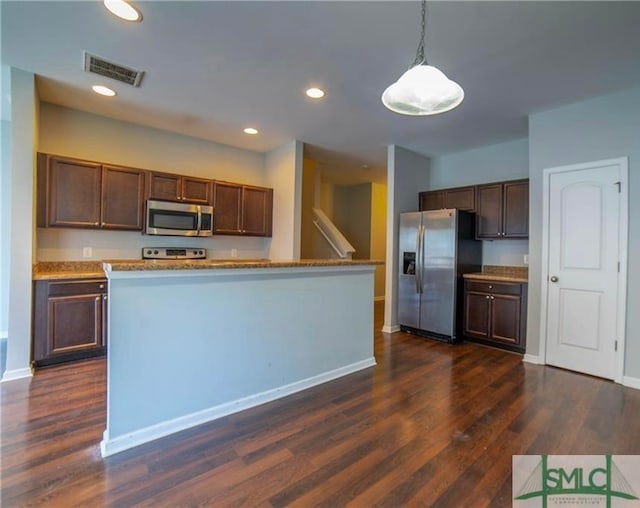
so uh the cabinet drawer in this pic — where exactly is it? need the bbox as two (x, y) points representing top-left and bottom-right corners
(47, 279), (107, 297)
(465, 280), (521, 295)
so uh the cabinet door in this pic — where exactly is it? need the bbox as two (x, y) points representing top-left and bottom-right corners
(101, 165), (145, 230)
(182, 176), (211, 204)
(503, 180), (529, 238)
(242, 186), (273, 236)
(213, 182), (243, 234)
(444, 186), (475, 212)
(46, 156), (102, 228)
(419, 191), (444, 211)
(147, 172), (182, 201)
(33, 279), (107, 365)
(489, 294), (522, 346)
(46, 293), (104, 357)
(475, 184), (503, 239)
(463, 291), (491, 339)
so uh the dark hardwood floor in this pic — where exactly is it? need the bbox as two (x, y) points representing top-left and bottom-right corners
(2, 301), (640, 506)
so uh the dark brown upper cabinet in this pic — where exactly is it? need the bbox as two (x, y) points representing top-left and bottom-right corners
(213, 181), (273, 237)
(38, 154), (145, 231)
(101, 165), (145, 230)
(502, 180), (529, 237)
(147, 171), (211, 205)
(419, 185), (475, 212)
(242, 185), (273, 236)
(419, 190), (444, 211)
(475, 179), (528, 239)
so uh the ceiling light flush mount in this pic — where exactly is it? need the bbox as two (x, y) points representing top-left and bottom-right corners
(306, 87), (326, 99)
(243, 127), (259, 135)
(92, 85), (117, 97)
(382, 0), (463, 116)
(103, 0), (142, 22)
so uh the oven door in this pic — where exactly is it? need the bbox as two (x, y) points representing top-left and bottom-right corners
(146, 200), (200, 236)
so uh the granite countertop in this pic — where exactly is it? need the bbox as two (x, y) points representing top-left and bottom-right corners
(463, 265), (528, 283)
(104, 259), (384, 272)
(34, 259), (383, 279)
(33, 261), (106, 280)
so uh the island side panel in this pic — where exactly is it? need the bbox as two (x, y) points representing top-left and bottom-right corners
(103, 267), (375, 452)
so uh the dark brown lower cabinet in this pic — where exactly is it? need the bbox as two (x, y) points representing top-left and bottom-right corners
(33, 279), (107, 367)
(463, 279), (527, 353)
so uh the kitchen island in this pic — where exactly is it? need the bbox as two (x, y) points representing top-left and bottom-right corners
(100, 259), (380, 457)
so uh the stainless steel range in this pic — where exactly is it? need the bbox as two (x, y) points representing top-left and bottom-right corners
(142, 247), (206, 260)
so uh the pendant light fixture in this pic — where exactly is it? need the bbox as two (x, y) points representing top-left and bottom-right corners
(382, 0), (463, 116)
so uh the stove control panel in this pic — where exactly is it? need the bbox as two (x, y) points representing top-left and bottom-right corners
(142, 248), (206, 260)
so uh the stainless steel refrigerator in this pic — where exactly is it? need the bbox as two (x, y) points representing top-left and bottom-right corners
(398, 209), (481, 342)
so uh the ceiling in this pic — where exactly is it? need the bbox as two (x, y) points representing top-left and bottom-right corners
(3, 1), (640, 184)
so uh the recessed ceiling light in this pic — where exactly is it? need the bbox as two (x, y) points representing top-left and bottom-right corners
(92, 85), (117, 97)
(103, 0), (142, 22)
(243, 127), (259, 135)
(305, 87), (326, 99)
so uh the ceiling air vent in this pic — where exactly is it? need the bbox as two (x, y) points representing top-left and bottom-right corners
(83, 52), (144, 87)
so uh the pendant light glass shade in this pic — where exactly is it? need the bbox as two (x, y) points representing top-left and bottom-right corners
(381, 0), (463, 116)
(381, 64), (464, 116)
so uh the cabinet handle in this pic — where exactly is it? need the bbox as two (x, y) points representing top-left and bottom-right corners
(103, 295), (108, 301)
(488, 285), (493, 289)
(486, 295), (490, 299)
(94, 222), (99, 226)
(99, 284), (104, 289)
(95, 296), (100, 302)
(490, 296), (494, 300)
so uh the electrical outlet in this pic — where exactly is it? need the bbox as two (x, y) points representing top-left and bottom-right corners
(230, 248), (238, 258)
(83, 247), (92, 258)
(524, 254), (529, 265)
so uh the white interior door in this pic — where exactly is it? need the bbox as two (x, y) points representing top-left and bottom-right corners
(545, 161), (624, 380)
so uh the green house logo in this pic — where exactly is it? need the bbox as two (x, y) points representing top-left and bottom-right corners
(514, 455), (639, 507)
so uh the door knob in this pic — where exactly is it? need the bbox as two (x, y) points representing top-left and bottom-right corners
(550, 275), (559, 283)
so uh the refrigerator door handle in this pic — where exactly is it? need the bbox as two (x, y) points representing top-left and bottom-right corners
(420, 225), (426, 293)
(415, 227), (421, 293)
(416, 225), (425, 294)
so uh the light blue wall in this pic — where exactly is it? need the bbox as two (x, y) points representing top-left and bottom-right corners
(0, 118), (10, 337)
(528, 86), (640, 377)
(104, 267), (375, 447)
(384, 146), (431, 330)
(430, 138), (529, 189)
(2, 68), (36, 380)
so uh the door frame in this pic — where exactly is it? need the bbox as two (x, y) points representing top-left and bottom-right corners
(538, 157), (628, 383)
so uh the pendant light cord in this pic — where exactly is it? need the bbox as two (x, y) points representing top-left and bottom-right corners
(413, 0), (428, 67)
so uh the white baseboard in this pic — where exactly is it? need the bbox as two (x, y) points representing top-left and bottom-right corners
(523, 354), (544, 365)
(373, 296), (385, 302)
(0, 330), (7, 340)
(382, 324), (400, 333)
(622, 376), (640, 390)
(1, 367), (33, 383)
(101, 356), (377, 457)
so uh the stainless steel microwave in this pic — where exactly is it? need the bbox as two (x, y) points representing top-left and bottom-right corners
(145, 200), (213, 237)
